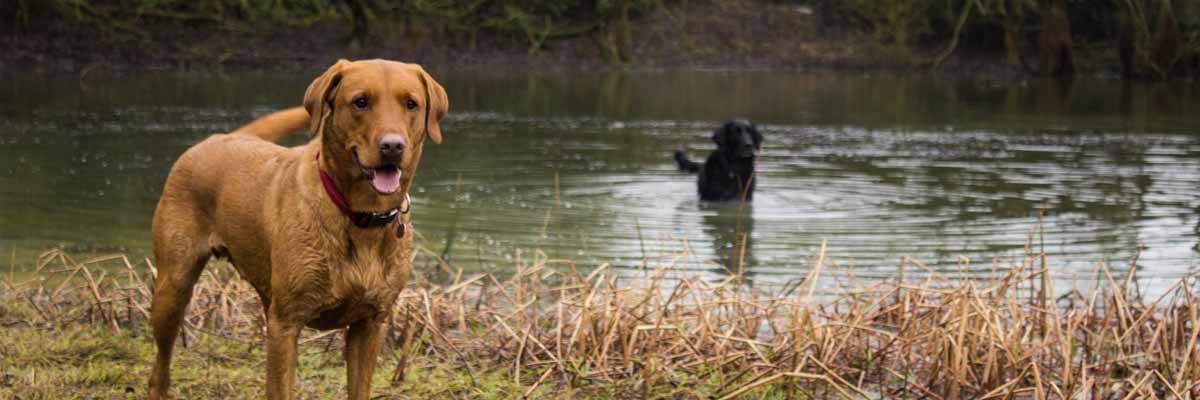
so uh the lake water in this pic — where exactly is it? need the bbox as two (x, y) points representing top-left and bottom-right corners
(1, 69), (1198, 292)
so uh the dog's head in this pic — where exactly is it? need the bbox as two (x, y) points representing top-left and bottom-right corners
(304, 59), (448, 196)
(712, 120), (762, 160)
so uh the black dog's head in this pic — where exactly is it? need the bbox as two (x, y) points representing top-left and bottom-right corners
(712, 120), (762, 159)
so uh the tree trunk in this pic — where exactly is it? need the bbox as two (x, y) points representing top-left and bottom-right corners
(1000, 0), (1027, 69)
(344, 0), (369, 48)
(613, 0), (633, 63)
(596, 0), (633, 65)
(1118, 10), (1135, 78)
(1150, 0), (1181, 77)
(1037, 0), (1075, 77)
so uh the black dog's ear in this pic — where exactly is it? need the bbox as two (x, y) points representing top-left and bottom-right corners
(711, 122), (731, 146)
(749, 122), (763, 149)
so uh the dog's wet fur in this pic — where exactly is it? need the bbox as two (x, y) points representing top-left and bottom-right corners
(674, 120), (763, 202)
(147, 59), (447, 400)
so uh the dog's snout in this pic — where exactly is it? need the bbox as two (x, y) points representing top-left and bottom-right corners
(737, 131), (757, 157)
(378, 134), (406, 161)
(741, 133), (756, 146)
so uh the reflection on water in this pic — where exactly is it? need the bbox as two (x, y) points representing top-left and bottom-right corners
(1, 69), (1198, 294)
(687, 201), (756, 278)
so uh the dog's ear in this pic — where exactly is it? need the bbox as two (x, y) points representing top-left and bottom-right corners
(710, 123), (729, 147)
(414, 65), (449, 144)
(303, 59), (351, 137)
(749, 123), (763, 150)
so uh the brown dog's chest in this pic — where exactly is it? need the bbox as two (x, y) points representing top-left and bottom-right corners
(309, 297), (379, 330)
(304, 272), (404, 330)
(299, 237), (410, 330)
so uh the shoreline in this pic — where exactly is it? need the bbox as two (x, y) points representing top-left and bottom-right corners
(0, 2), (1088, 81)
(0, 37), (1032, 79)
(7, 0), (1197, 83)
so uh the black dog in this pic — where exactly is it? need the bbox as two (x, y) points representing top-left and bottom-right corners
(674, 120), (762, 202)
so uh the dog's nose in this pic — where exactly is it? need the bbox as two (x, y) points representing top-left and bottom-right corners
(379, 134), (406, 162)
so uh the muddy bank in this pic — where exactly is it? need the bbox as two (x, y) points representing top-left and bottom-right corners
(1, 1), (1031, 76)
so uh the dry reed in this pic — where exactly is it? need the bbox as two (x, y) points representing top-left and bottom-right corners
(3, 236), (1198, 399)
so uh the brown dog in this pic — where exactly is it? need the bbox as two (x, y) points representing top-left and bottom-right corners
(147, 59), (447, 400)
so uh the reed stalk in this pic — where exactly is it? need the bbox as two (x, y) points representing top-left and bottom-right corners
(2, 241), (1198, 398)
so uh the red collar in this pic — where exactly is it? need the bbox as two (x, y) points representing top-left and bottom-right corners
(316, 152), (408, 229)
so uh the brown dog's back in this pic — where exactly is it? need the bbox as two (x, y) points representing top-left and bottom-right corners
(152, 108), (311, 298)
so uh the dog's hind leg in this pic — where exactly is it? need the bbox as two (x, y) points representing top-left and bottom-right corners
(147, 205), (212, 400)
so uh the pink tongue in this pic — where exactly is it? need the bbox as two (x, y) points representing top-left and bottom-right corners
(371, 168), (401, 194)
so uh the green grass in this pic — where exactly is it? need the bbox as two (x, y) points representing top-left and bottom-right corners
(0, 301), (792, 399)
(0, 322), (516, 399)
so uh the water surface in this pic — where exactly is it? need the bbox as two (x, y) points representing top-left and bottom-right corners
(1, 69), (1198, 292)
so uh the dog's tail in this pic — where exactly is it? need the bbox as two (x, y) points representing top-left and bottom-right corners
(673, 150), (701, 173)
(231, 107), (309, 143)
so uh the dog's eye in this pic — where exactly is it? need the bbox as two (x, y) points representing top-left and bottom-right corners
(352, 97), (370, 110)
(405, 99), (418, 110)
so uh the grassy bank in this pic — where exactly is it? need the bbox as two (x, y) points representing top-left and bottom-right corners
(2, 238), (1199, 398)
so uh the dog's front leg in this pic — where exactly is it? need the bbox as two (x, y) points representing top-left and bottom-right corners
(266, 311), (302, 400)
(345, 314), (388, 399)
